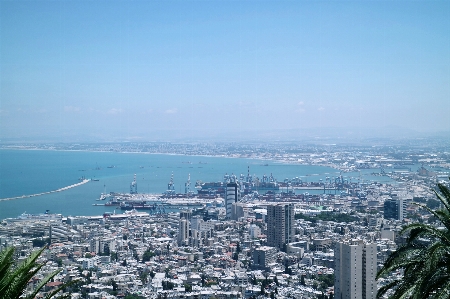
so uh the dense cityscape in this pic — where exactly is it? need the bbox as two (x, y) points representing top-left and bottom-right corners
(1, 141), (450, 298)
(2, 0), (449, 297)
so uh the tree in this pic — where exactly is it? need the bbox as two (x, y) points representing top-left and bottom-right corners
(236, 242), (241, 253)
(377, 179), (450, 298)
(0, 246), (73, 299)
(142, 249), (155, 262)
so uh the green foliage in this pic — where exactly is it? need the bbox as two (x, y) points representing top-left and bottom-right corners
(427, 198), (441, 210)
(142, 249), (155, 262)
(124, 294), (145, 299)
(110, 251), (118, 261)
(32, 238), (49, 248)
(56, 258), (62, 267)
(316, 274), (334, 290)
(162, 280), (174, 290)
(184, 283), (192, 292)
(377, 179), (450, 298)
(0, 246), (74, 299)
(139, 271), (149, 284)
(295, 212), (357, 223)
(233, 252), (239, 261)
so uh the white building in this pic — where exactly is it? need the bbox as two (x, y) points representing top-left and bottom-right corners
(249, 224), (261, 239)
(177, 218), (189, 246)
(334, 240), (377, 299)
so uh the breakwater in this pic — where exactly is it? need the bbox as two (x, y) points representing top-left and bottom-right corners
(0, 179), (90, 202)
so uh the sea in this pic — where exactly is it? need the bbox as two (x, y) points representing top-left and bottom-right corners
(0, 149), (395, 221)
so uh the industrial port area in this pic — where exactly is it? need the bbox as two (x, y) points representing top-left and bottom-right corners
(1, 140), (450, 299)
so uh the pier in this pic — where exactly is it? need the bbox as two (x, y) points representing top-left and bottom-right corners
(0, 179), (90, 202)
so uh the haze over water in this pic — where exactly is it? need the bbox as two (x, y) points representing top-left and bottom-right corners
(0, 149), (395, 220)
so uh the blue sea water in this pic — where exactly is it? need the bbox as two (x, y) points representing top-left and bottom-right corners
(0, 149), (393, 220)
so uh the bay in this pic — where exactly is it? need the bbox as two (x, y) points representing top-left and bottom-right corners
(0, 149), (392, 220)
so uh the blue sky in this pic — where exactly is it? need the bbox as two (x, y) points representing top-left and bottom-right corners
(1, 1), (449, 141)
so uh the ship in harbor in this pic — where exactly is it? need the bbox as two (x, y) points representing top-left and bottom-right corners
(4, 210), (62, 224)
(100, 174), (216, 214)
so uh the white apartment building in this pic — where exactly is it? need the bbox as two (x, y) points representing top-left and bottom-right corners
(334, 240), (377, 299)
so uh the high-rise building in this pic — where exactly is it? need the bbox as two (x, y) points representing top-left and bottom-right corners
(252, 246), (277, 270)
(334, 240), (377, 299)
(180, 209), (192, 221)
(177, 218), (189, 246)
(225, 182), (240, 219)
(267, 203), (294, 250)
(384, 199), (407, 220)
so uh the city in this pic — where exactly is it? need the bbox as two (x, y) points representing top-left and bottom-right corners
(2, 0), (449, 298)
(1, 141), (449, 298)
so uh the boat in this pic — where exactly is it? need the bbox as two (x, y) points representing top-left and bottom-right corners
(5, 211), (62, 223)
(98, 193), (109, 201)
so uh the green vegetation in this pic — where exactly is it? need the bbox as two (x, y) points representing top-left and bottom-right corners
(184, 283), (192, 292)
(426, 198), (441, 210)
(32, 238), (49, 247)
(295, 212), (357, 223)
(162, 280), (174, 290)
(142, 249), (155, 262)
(377, 179), (450, 298)
(316, 274), (334, 290)
(0, 246), (73, 299)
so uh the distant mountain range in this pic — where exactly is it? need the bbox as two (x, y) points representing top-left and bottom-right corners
(1, 125), (449, 145)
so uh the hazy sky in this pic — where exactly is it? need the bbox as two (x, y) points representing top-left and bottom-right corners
(1, 1), (449, 141)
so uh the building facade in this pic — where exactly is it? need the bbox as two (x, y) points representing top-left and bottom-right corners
(177, 218), (189, 246)
(334, 240), (377, 299)
(266, 203), (295, 250)
(252, 246), (277, 270)
(225, 183), (240, 219)
(384, 199), (407, 220)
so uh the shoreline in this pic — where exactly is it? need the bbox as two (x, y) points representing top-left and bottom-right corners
(0, 146), (324, 167)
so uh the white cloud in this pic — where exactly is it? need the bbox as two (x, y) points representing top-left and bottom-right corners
(165, 109), (177, 114)
(107, 108), (123, 115)
(64, 106), (81, 112)
(298, 101), (304, 106)
(318, 107), (325, 111)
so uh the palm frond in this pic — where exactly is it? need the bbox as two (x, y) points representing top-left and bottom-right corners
(0, 246), (71, 299)
(376, 179), (450, 298)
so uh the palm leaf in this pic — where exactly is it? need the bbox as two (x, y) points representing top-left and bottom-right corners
(376, 179), (450, 298)
(0, 246), (72, 299)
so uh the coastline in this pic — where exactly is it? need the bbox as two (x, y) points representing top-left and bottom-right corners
(0, 146), (324, 167)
